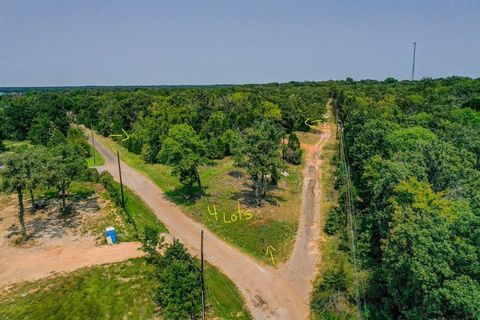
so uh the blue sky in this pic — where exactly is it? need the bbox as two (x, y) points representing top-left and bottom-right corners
(1, 0), (479, 86)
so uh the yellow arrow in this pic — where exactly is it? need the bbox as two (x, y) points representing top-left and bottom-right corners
(266, 245), (276, 265)
(109, 128), (130, 141)
(304, 118), (322, 129)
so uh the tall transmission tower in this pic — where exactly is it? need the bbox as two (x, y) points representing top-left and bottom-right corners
(411, 42), (417, 81)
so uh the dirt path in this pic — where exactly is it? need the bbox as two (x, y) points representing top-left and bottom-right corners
(0, 241), (143, 289)
(278, 122), (332, 303)
(92, 119), (332, 319)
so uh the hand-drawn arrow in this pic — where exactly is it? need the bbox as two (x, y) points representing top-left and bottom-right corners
(304, 118), (322, 129)
(109, 128), (130, 142)
(266, 245), (276, 265)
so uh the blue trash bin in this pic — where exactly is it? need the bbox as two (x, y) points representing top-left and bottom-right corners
(105, 226), (117, 244)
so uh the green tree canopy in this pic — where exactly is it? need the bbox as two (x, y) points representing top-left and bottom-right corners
(1, 150), (29, 239)
(232, 120), (285, 200)
(381, 178), (480, 319)
(155, 240), (202, 320)
(157, 124), (208, 193)
(48, 144), (88, 212)
(284, 132), (302, 165)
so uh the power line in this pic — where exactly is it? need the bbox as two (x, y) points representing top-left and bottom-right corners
(91, 124), (96, 165)
(333, 98), (365, 318)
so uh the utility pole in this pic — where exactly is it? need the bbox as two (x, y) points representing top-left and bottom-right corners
(91, 124), (96, 165)
(411, 42), (417, 81)
(117, 150), (126, 208)
(200, 229), (206, 320)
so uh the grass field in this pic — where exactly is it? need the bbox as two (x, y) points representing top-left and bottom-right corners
(0, 258), (250, 320)
(205, 263), (252, 319)
(92, 131), (306, 264)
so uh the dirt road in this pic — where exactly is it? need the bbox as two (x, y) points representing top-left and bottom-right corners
(92, 121), (331, 319)
(279, 123), (332, 303)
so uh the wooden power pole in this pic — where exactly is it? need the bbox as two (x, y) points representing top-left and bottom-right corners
(91, 125), (96, 165)
(117, 150), (126, 208)
(201, 229), (206, 320)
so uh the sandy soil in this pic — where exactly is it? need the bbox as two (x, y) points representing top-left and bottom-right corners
(0, 194), (143, 289)
(92, 119), (332, 319)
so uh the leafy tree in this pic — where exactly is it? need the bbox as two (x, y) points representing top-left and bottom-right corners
(28, 116), (52, 145)
(23, 146), (49, 211)
(0, 107), (6, 151)
(200, 112), (228, 159)
(232, 120), (285, 200)
(48, 144), (88, 212)
(463, 96), (480, 111)
(66, 127), (91, 158)
(157, 124), (208, 193)
(1, 151), (29, 239)
(155, 240), (202, 320)
(384, 77), (398, 84)
(2, 95), (35, 140)
(141, 226), (164, 263)
(385, 126), (437, 155)
(48, 128), (67, 147)
(284, 132), (302, 165)
(380, 178), (480, 319)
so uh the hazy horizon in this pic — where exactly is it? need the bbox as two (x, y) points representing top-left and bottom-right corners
(1, 0), (479, 87)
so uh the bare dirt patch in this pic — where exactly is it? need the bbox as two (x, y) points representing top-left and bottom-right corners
(0, 190), (142, 288)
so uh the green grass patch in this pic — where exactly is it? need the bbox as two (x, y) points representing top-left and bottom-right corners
(93, 131), (304, 264)
(205, 263), (252, 319)
(0, 259), (157, 320)
(0, 258), (250, 320)
(86, 146), (105, 167)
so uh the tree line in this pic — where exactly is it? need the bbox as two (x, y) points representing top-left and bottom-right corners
(1, 84), (327, 201)
(314, 77), (480, 319)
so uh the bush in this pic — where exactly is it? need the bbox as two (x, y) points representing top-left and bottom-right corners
(206, 137), (226, 159)
(311, 260), (357, 320)
(141, 226), (163, 263)
(99, 172), (122, 206)
(324, 207), (344, 236)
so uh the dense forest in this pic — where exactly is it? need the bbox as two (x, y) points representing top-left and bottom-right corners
(313, 77), (480, 319)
